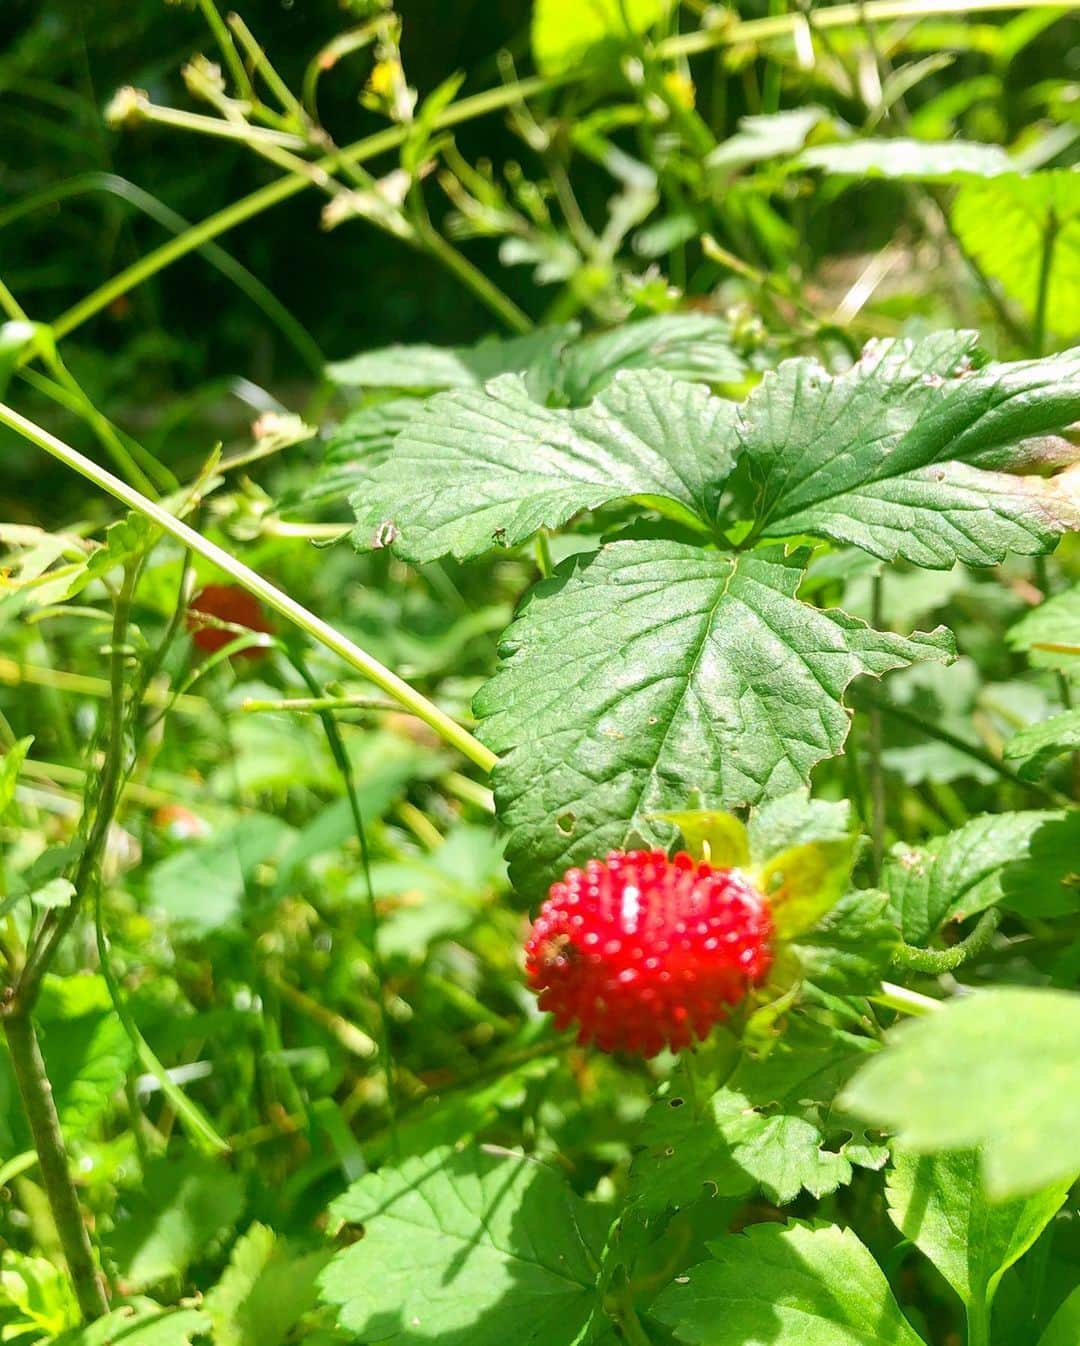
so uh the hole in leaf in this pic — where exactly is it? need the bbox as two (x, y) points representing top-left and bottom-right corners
(556, 812), (577, 836)
(669, 1097), (685, 1109)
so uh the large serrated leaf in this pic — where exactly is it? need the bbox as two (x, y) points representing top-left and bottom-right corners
(651, 1222), (926, 1345)
(842, 987), (1080, 1198)
(883, 810), (1058, 944)
(475, 540), (952, 896)
(350, 371), (736, 562)
(320, 1145), (608, 1345)
(741, 332), (1080, 566)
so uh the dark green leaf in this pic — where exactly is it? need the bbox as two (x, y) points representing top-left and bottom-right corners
(1000, 813), (1080, 918)
(651, 1221), (926, 1345)
(550, 314), (745, 406)
(1004, 710), (1080, 779)
(476, 541), (952, 896)
(741, 333), (1080, 566)
(107, 1157), (245, 1291)
(882, 811), (1057, 944)
(886, 1148), (1069, 1311)
(327, 327), (575, 391)
(320, 1145), (609, 1345)
(351, 371), (736, 562)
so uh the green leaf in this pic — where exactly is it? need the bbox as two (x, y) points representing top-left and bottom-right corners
(758, 836), (859, 937)
(327, 326), (575, 390)
(787, 888), (900, 994)
(1008, 584), (1080, 671)
(741, 332), (1080, 567)
(205, 1224), (330, 1346)
(38, 974), (134, 1138)
(29, 877), (75, 909)
(532, 0), (672, 75)
(800, 137), (1012, 180)
(1040, 1285), (1080, 1346)
(842, 987), (1080, 1198)
(0, 1249), (79, 1338)
(475, 540), (952, 896)
(320, 1145), (608, 1345)
(1000, 813), (1080, 918)
(952, 171), (1080, 339)
(297, 396), (419, 511)
(707, 108), (830, 173)
(882, 810), (1057, 944)
(747, 791), (853, 859)
(53, 1303), (211, 1346)
(651, 810), (750, 867)
(650, 1221), (926, 1345)
(147, 814), (294, 931)
(0, 735), (33, 819)
(1004, 709), (1080, 779)
(350, 370), (736, 562)
(107, 1157), (245, 1291)
(886, 1148), (1069, 1314)
(630, 1021), (882, 1214)
(549, 314), (745, 406)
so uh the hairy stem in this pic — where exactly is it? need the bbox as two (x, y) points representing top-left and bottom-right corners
(892, 908), (1002, 974)
(1, 1013), (109, 1319)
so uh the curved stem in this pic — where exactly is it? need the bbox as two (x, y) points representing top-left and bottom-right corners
(0, 399), (496, 773)
(892, 908), (1002, 974)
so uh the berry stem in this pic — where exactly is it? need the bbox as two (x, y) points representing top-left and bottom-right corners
(872, 981), (943, 1017)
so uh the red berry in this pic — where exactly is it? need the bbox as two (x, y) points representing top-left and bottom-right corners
(188, 584), (271, 657)
(524, 850), (773, 1057)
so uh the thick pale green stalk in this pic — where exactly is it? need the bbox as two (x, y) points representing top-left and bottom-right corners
(0, 401), (496, 773)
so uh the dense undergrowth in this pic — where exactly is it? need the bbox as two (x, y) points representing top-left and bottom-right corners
(2, 1), (1080, 1343)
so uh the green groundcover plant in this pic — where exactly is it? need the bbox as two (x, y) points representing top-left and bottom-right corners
(2, 2), (1080, 1345)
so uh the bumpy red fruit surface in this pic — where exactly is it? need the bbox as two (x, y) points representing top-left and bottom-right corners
(525, 850), (773, 1057)
(188, 584), (271, 657)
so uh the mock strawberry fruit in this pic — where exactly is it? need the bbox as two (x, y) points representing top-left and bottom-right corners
(525, 850), (773, 1057)
(188, 584), (271, 657)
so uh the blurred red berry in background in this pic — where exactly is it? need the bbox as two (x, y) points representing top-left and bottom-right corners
(187, 584), (271, 657)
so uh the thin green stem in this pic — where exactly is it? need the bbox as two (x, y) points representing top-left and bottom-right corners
(966, 1298), (991, 1346)
(196, 0), (257, 105)
(868, 575), (886, 881)
(0, 401), (496, 773)
(856, 687), (1071, 807)
(287, 649), (398, 1153)
(18, 564), (136, 1011)
(892, 908), (1002, 974)
(39, 0), (1047, 350)
(535, 532), (554, 579)
(1032, 210), (1059, 357)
